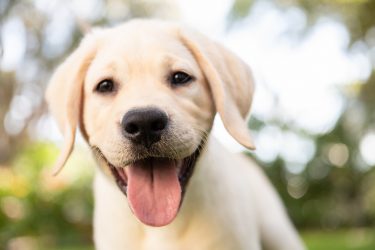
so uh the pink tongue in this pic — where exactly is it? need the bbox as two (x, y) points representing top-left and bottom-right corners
(126, 159), (181, 227)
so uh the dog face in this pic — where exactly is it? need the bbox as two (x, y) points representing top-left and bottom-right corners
(83, 23), (213, 169)
(46, 19), (255, 227)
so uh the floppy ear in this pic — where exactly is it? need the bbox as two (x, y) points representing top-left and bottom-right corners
(179, 29), (256, 150)
(46, 33), (99, 175)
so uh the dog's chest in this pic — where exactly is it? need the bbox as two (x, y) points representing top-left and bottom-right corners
(93, 170), (259, 250)
(140, 212), (244, 250)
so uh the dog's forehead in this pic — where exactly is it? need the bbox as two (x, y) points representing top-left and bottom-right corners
(97, 21), (184, 60)
(86, 22), (200, 85)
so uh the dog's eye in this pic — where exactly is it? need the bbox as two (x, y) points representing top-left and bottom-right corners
(95, 79), (114, 93)
(170, 72), (193, 86)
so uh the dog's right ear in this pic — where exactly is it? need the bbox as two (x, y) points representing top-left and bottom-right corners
(46, 33), (99, 175)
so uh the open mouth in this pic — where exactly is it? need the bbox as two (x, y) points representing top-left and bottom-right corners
(93, 144), (202, 227)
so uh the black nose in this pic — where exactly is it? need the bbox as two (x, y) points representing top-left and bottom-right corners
(121, 108), (168, 148)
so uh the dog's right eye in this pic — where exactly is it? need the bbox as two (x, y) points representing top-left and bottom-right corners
(95, 79), (114, 93)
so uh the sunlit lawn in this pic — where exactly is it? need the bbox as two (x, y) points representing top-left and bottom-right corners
(40, 228), (375, 250)
(303, 228), (375, 250)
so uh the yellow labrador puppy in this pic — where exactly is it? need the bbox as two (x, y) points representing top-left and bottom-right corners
(46, 19), (305, 250)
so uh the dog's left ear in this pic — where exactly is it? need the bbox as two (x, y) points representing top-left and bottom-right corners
(179, 29), (255, 150)
(46, 33), (99, 175)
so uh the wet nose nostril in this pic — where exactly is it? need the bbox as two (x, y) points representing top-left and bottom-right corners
(125, 122), (139, 134)
(151, 119), (166, 131)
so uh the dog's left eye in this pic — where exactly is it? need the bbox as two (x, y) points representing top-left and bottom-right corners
(170, 72), (193, 86)
(95, 79), (114, 93)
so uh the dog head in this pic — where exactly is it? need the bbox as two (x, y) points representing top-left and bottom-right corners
(46, 19), (255, 227)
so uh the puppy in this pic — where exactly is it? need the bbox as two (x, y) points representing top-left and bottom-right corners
(46, 19), (305, 250)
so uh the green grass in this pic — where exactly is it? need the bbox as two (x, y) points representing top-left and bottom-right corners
(303, 228), (375, 250)
(39, 228), (375, 250)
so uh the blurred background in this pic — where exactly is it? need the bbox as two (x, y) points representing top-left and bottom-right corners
(1, 0), (375, 249)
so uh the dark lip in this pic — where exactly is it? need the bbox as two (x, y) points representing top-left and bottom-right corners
(109, 164), (128, 195)
(92, 142), (204, 197)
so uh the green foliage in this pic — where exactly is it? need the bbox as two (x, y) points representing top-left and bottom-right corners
(247, 103), (375, 229)
(0, 143), (94, 249)
(276, 0), (375, 43)
(303, 228), (375, 250)
(228, 0), (254, 22)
